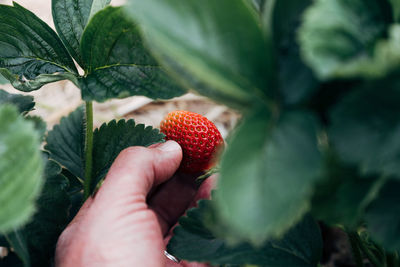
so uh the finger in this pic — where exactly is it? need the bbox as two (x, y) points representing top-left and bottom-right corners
(151, 174), (217, 236)
(148, 172), (199, 235)
(95, 140), (182, 202)
(191, 174), (217, 205)
(162, 174), (218, 242)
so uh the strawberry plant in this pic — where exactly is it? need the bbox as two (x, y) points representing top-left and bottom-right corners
(0, 0), (400, 266)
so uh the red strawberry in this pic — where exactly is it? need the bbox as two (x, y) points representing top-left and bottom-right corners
(160, 110), (224, 173)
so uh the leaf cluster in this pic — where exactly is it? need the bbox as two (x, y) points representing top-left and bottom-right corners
(1, 0), (400, 266)
(0, 0), (186, 101)
(125, 0), (400, 264)
(0, 0), (180, 265)
(0, 98), (166, 267)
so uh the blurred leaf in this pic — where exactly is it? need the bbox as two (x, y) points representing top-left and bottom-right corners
(143, 52), (253, 109)
(0, 73), (8, 84)
(216, 109), (322, 244)
(329, 83), (400, 178)
(126, 0), (272, 109)
(365, 179), (400, 251)
(0, 105), (43, 232)
(7, 158), (71, 267)
(52, 0), (111, 66)
(245, 0), (266, 14)
(311, 153), (385, 228)
(168, 200), (322, 266)
(0, 234), (7, 246)
(5, 231), (29, 267)
(0, 89), (34, 114)
(299, 0), (395, 80)
(390, 0), (400, 22)
(0, 3), (77, 91)
(25, 116), (47, 141)
(24, 159), (70, 266)
(253, 0), (266, 11)
(45, 106), (85, 179)
(266, 0), (318, 105)
(79, 6), (185, 102)
(90, 119), (165, 193)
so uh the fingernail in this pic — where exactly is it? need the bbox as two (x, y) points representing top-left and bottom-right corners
(157, 140), (181, 152)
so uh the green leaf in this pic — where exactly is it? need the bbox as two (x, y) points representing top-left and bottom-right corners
(7, 158), (71, 267)
(5, 231), (30, 267)
(126, 0), (272, 109)
(0, 70), (78, 92)
(311, 153), (385, 228)
(0, 89), (34, 114)
(67, 191), (83, 223)
(0, 3), (77, 91)
(90, 119), (165, 192)
(329, 83), (400, 178)
(168, 200), (322, 266)
(0, 105), (43, 232)
(79, 6), (185, 102)
(365, 179), (400, 251)
(80, 6), (155, 72)
(0, 234), (7, 246)
(216, 109), (322, 244)
(0, 252), (24, 266)
(390, 0), (400, 22)
(79, 65), (186, 102)
(52, 0), (111, 66)
(299, 0), (395, 80)
(25, 116), (47, 141)
(24, 159), (70, 266)
(246, 0), (266, 13)
(45, 106), (85, 179)
(62, 168), (83, 195)
(266, 0), (318, 105)
(0, 73), (8, 84)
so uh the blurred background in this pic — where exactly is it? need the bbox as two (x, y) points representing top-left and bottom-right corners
(0, 0), (239, 138)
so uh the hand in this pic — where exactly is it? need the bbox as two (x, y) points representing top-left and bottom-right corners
(55, 141), (214, 267)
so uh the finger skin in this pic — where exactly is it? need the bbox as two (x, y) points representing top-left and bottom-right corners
(148, 172), (199, 235)
(56, 142), (182, 267)
(56, 141), (215, 267)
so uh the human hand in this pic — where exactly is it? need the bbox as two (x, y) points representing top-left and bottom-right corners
(55, 141), (214, 267)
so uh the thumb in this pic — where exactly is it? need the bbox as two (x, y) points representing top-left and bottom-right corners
(95, 140), (182, 201)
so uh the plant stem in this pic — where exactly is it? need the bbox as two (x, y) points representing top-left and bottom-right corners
(353, 232), (383, 267)
(84, 101), (94, 200)
(347, 231), (365, 267)
(375, 243), (387, 266)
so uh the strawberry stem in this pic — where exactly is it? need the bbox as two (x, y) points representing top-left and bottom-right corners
(347, 231), (364, 267)
(83, 101), (94, 200)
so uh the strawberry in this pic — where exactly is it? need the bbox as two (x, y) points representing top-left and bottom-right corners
(160, 110), (224, 173)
